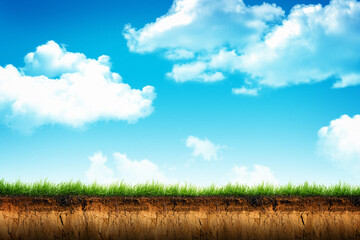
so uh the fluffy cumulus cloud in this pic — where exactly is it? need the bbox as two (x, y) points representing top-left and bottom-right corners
(186, 136), (224, 161)
(318, 115), (360, 163)
(0, 41), (155, 132)
(124, 0), (284, 83)
(124, 0), (283, 53)
(86, 152), (172, 184)
(230, 164), (279, 185)
(240, 0), (360, 87)
(113, 153), (170, 184)
(86, 152), (115, 184)
(124, 0), (360, 90)
(23, 41), (88, 78)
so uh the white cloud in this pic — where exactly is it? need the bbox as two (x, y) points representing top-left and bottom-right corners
(207, 49), (243, 73)
(230, 164), (279, 185)
(0, 41), (155, 132)
(124, 0), (283, 83)
(333, 73), (360, 88)
(239, 0), (360, 88)
(124, 0), (283, 53)
(86, 152), (173, 184)
(165, 49), (194, 60)
(124, 0), (360, 89)
(232, 86), (259, 96)
(23, 41), (88, 78)
(86, 152), (115, 184)
(318, 115), (360, 162)
(186, 135), (224, 161)
(167, 62), (225, 82)
(113, 152), (171, 184)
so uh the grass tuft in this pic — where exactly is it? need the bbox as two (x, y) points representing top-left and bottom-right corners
(0, 179), (360, 197)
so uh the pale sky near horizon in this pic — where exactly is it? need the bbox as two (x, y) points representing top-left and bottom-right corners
(1, 0), (360, 185)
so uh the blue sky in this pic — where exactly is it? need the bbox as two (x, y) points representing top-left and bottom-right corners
(0, 0), (360, 185)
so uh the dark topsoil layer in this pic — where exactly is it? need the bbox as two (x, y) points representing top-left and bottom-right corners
(1, 196), (360, 212)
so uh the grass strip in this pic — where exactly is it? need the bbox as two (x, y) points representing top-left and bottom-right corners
(1, 179), (360, 197)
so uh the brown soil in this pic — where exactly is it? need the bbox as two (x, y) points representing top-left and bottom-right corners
(1, 196), (360, 239)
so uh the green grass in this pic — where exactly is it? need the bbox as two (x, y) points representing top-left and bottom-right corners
(1, 179), (360, 197)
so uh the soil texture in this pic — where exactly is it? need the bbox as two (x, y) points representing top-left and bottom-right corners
(1, 196), (360, 239)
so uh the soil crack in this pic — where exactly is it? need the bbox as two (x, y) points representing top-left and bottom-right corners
(59, 213), (64, 226)
(300, 212), (306, 226)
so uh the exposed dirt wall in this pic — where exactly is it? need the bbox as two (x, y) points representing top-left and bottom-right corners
(1, 196), (360, 239)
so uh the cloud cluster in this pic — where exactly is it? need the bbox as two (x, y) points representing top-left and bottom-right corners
(124, 0), (360, 90)
(186, 135), (224, 161)
(124, 0), (283, 84)
(231, 164), (279, 185)
(239, 0), (360, 88)
(124, 0), (283, 53)
(86, 152), (171, 184)
(0, 41), (155, 132)
(318, 115), (360, 163)
(86, 140), (279, 185)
